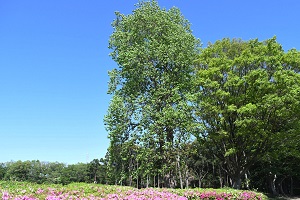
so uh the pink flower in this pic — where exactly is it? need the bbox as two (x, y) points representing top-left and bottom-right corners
(2, 191), (11, 200)
(36, 188), (44, 194)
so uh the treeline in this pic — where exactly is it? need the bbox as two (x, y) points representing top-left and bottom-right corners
(104, 141), (300, 195)
(104, 0), (300, 196)
(1, 154), (299, 195)
(0, 159), (107, 185)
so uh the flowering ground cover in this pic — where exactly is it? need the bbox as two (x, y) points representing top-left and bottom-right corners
(0, 181), (267, 200)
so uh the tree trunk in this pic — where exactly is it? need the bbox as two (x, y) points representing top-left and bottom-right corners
(199, 176), (203, 188)
(269, 174), (278, 196)
(185, 169), (189, 189)
(177, 155), (183, 189)
(291, 177), (294, 196)
(244, 172), (249, 189)
(226, 175), (229, 187)
(94, 174), (97, 183)
(197, 171), (207, 188)
(129, 175), (132, 186)
(279, 176), (286, 196)
(136, 161), (139, 188)
(218, 166), (223, 188)
(232, 174), (242, 189)
(146, 174), (149, 188)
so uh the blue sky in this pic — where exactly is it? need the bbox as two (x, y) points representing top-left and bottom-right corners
(0, 0), (299, 164)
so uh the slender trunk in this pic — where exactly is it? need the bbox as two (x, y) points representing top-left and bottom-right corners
(136, 161), (139, 188)
(232, 174), (242, 189)
(185, 171), (189, 189)
(174, 176), (177, 188)
(162, 170), (165, 188)
(212, 162), (215, 188)
(197, 171), (208, 188)
(129, 175), (132, 187)
(199, 179), (201, 188)
(129, 157), (132, 186)
(226, 175), (229, 187)
(141, 179), (144, 188)
(279, 176), (286, 196)
(146, 174), (149, 188)
(177, 155), (183, 189)
(291, 177), (294, 196)
(269, 174), (278, 196)
(218, 166), (223, 188)
(245, 172), (249, 189)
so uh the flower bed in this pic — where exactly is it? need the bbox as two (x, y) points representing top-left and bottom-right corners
(0, 181), (267, 200)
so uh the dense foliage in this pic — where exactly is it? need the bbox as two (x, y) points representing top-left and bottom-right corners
(0, 159), (107, 185)
(0, 181), (267, 199)
(192, 38), (300, 189)
(104, 0), (300, 195)
(105, 0), (200, 189)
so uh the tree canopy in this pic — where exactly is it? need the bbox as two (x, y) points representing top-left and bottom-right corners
(192, 37), (300, 189)
(105, 0), (200, 187)
(105, 0), (300, 192)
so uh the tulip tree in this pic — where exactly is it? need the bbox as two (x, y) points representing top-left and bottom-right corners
(193, 37), (300, 189)
(105, 0), (200, 187)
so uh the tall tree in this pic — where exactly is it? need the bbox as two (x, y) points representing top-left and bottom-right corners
(192, 37), (300, 189)
(105, 0), (200, 187)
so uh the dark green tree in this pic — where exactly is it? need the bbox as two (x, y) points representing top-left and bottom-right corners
(0, 163), (7, 180)
(27, 160), (45, 183)
(192, 37), (300, 189)
(98, 157), (108, 184)
(87, 159), (101, 183)
(61, 163), (88, 184)
(4, 160), (31, 181)
(250, 139), (300, 195)
(44, 162), (65, 184)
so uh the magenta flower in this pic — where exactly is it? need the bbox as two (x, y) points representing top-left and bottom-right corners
(2, 191), (11, 200)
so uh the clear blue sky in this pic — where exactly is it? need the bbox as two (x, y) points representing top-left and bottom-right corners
(1, 0), (299, 164)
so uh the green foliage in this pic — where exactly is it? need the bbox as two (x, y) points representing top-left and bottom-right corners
(105, 0), (200, 187)
(193, 37), (300, 189)
(4, 161), (31, 181)
(60, 163), (89, 185)
(0, 160), (108, 185)
(105, 1), (300, 192)
(0, 163), (7, 180)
